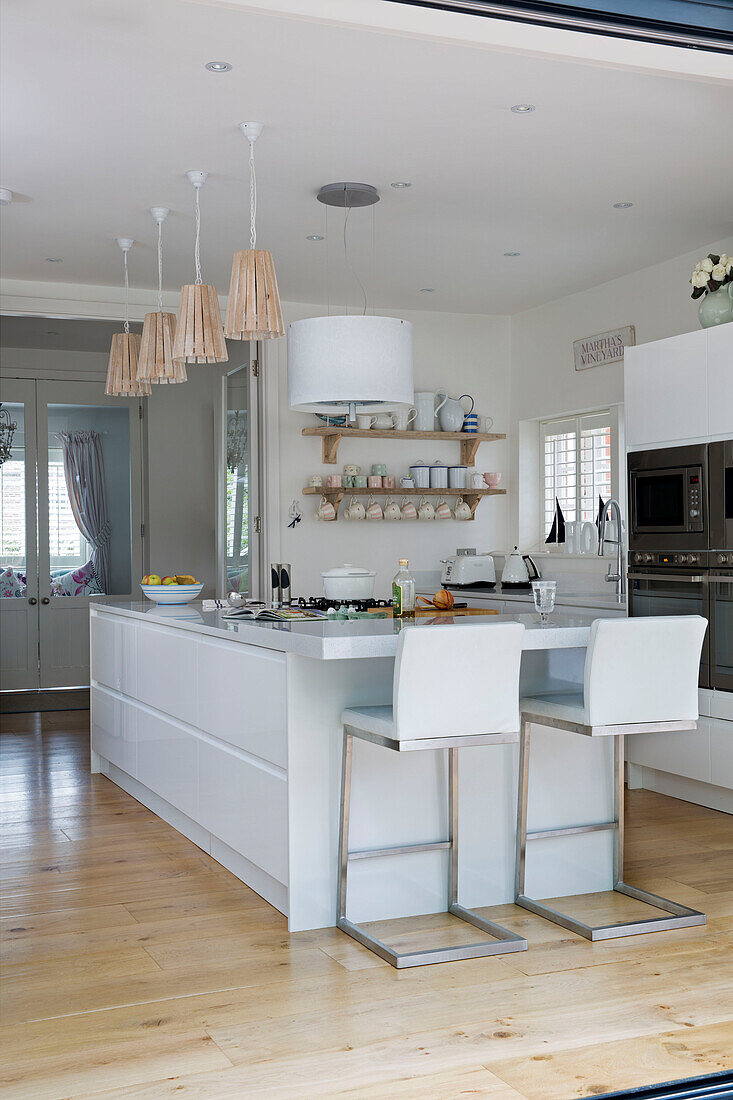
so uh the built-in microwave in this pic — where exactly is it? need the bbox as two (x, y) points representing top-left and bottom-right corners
(709, 439), (733, 552)
(628, 443), (708, 553)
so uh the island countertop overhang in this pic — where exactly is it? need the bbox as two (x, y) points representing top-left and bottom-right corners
(91, 600), (606, 659)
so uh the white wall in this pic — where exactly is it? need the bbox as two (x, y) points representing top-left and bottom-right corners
(508, 234), (733, 549)
(273, 301), (511, 597)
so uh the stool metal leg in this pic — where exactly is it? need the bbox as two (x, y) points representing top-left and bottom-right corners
(515, 722), (706, 941)
(336, 737), (528, 968)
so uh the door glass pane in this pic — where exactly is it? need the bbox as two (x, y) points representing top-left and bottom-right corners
(712, 581), (733, 683)
(226, 371), (250, 597)
(0, 403), (27, 594)
(47, 405), (132, 596)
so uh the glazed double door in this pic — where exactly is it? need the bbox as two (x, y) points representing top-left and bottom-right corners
(0, 378), (143, 691)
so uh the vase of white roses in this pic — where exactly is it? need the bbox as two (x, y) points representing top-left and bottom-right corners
(690, 253), (733, 328)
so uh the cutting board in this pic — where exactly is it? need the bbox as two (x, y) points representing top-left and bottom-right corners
(369, 606), (499, 618)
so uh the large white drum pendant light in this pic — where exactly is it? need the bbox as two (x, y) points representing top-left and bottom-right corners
(287, 315), (413, 414)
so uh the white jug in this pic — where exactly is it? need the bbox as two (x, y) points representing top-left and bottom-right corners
(413, 392), (447, 432)
(436, 392), (474, 433)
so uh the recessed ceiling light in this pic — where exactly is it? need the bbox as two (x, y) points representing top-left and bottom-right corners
(612, 201), (634, 209)
(46, 330), (60, 336)
(45, 257), (63, 262)
(504, 251), (521, 257)
(420, 287), (435, 293)
(205, 61), (232, 72)
(390, 182), (411, 189)
(306, 234), (324, 241)
(510, 104), (535, 113)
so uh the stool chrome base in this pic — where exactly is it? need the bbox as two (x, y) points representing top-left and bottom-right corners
(515, 717), (706, 941)
(338, 727), (528, 969)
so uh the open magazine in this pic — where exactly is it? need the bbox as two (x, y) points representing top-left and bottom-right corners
(222, 604), (327, 622)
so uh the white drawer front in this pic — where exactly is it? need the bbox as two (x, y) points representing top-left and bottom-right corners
(196, 639), (287, 767)
(91, 685), (137, 776)
(136, 706), (199, 821)
(627, 724), (711, 784)
(709, 716), (733, 790)
(199, 742), (288, 885)
(136, 623), (197, 724)
(91, 613), (137, 696)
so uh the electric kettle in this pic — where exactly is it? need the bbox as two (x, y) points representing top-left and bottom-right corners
(501, 547), (541, 588)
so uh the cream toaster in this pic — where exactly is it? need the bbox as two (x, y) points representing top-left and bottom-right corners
(440, 553), (497, 588)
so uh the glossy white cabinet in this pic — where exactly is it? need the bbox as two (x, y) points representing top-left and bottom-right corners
(625, 329), (708, 449)
(706, 323), (733, 439)
(626, 722), (711, 784)
(91, 611), (137, 697)
(136, 706), (199, 822)
(136, 621), (197, 724)
(91, 684), (137, 776)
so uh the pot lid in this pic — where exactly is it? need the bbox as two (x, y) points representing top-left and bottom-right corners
(431, 460), (447, 467)
(321, 564), (376, 578)
(410, 460), (428, 467)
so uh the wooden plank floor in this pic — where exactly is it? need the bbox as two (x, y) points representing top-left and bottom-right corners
(1, 711), (732, 1099)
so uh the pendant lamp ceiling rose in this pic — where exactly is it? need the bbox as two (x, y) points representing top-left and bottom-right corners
(317, 182), (379, 208)
(116, 237), (134, 252)
(186, 170), (208, 189)
(238, 120), (264, 144)
(150, 206), (170, 224)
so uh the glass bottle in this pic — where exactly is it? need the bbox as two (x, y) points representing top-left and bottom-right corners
(392, 559), (416, 619)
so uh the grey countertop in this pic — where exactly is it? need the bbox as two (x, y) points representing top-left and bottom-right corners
(91, 600), (614, 660)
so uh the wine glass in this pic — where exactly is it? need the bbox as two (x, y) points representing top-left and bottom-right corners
(532, 580), (557, 623)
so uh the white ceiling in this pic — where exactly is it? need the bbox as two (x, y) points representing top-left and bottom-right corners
(1, 0), (732, 314)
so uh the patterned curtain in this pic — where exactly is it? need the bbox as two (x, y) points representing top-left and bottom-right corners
(58, 431), (110, 593)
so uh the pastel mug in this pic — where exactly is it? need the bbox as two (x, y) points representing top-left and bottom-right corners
(357, 414), (377, 430)
(354, 475), (368, 489)
(325, 474), (342, 489)
(371, 463), (387, 476)
(454, 497), (472, 521)
(343, 464), (361, 477)
(382, 475), (395, 489)
(309, 475), (323, 488)
(343, 475), (355, 488)
(365, 496), (383, 521)
(345, 496), (365, 521)
(483, 472), (502, 489)
(316, 496), (336, 521)
(418, 497), (435, 521)
(368, 474), (383, 488)
(401, 497), (418, 520)
(435, 499), (453, 520)
(383, 497), (402, 521)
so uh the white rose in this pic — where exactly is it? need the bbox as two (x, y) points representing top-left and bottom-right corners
(726, 258), (733, 275)
(712, 264), (726, 282)
(692, 270), (710, 288)
(719, 254), (730, 267)
(701, 257), (714, 273)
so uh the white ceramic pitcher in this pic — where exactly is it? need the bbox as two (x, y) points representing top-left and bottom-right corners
(436, 392), (474, 433)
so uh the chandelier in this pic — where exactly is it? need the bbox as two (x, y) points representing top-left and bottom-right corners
(0, 404), (17, 465)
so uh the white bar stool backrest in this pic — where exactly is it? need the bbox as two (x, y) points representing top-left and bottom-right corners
(584, 616), (707, 727)
(392, 621), (525, 740)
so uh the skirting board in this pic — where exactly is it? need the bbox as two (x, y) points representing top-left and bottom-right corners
(634, 766), (733, 816)
(1, 689), (89, 713)
(103, 759), (289, 919)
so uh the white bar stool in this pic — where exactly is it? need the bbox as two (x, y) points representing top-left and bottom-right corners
(515, 615), (708, 941)
(338, 620), (528, 968)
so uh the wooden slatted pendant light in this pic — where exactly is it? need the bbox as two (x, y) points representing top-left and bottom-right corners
(225, 122), (284, 341)
(173, 171), (228, 365)
(105, 239), (151, 397)
(137, 207), (187, 385)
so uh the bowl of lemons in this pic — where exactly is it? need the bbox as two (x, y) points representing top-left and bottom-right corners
(140, 574), (204, 605)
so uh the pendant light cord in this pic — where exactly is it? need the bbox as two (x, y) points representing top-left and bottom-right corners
(249, 139), (257, 250)
(157, 220), (164, 313)
(194, 186), (202, 285)
(343, 205), (368, 316)
(123, 249), (130, 334)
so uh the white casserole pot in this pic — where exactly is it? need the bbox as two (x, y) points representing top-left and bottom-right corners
(321, 564), (376, 600)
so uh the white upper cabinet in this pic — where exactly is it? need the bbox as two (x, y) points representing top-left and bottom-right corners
(624, 329), (708, 450)
(706, 323), (733, 439)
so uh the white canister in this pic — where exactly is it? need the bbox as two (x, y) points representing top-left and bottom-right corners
(409, 461), (430, 489)
(429, 461), (448, 489)
(448, 465), (467, 490)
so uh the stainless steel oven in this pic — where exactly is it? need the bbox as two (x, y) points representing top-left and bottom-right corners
(709, 439), (733, 553)
(709, 552), (733, 692)
(628, 444), (708, 553)
(628, 551), (710, 689)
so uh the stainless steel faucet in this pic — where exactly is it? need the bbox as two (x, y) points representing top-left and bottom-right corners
(598, 498), (626, 602)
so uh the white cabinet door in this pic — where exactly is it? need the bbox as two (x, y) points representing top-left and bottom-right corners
(91, 685), (137, 776)
(136, 706), (199, 821)
(706, 323), (733, 439)
(625, 330), (708, 449)
(626, 722), (711, 784)
(709, 717), (733, 790)
(136, 622), (197, 724)
(91, 611), (137, 697)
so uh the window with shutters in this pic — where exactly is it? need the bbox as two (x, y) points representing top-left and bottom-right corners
(541, 410), (614, 540)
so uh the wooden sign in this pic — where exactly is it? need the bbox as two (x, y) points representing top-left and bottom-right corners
(573, 325), (635, 371)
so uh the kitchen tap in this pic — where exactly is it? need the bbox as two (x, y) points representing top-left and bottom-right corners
(598, 498), (626, 602)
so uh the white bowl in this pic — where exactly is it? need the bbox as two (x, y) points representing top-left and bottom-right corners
(140, 583), (204, 605)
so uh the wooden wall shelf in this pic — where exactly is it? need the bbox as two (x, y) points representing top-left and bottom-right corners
(303, 485), (505, 521)
(301, 425), (505, 466)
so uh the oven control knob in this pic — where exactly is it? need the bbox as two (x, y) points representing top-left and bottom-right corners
(719, 554), (728, 565)
(676, 554), (688, 564)
(644, 553), (653, 563)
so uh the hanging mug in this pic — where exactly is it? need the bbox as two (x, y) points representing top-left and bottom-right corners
(435, 499), (453, 520)
(316, 495), (336, 521)
(365, 496), (383, 521)
(345, 496), (365, 521)
(454, 497), (472, 521)
(383, 497), (402, 521)
(418, 496), (435, 521)
(401, 497), (418, 520)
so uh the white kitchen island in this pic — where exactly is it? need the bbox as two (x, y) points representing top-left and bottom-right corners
(90, 602), (619, 932)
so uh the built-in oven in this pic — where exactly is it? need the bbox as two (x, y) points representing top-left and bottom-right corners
(628, 551), (710, 689)
(709, 439), (733, 552)
(709, 551), (733, 692)
(628, 443), (708, 554)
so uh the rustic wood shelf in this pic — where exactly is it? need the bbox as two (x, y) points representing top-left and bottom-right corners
(301, 425), (505, 466)
(303, 485), (505, 522)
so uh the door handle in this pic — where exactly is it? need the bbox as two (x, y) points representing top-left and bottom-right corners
(627, 572), (705, 583)
(41, 597), (50, 605)
(28, 596), (37, 605)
